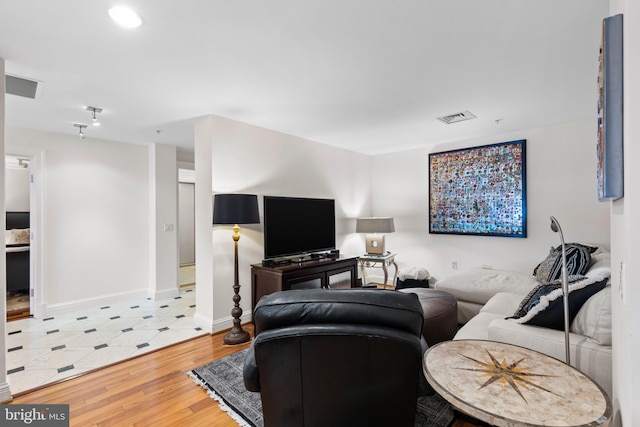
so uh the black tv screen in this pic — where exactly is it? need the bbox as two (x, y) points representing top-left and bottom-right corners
(263, 196), (336, 259)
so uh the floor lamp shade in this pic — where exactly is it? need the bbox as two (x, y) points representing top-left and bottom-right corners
(213, 194), (260, 225)
(212, 193), (260, 345)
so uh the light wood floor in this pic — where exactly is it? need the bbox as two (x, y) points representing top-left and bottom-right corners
(9, 324), (479, 427)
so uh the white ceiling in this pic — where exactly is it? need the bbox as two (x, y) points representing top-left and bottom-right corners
(0, 1), (610, 160)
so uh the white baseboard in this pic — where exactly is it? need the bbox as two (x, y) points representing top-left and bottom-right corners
(147, 287), (179, 300)
(193, 312), (252, 334)
(43, 289), (150, 317)
(0, 381), (13, 403)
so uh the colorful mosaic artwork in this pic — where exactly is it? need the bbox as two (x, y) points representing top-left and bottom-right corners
(429, 140), (526, 237)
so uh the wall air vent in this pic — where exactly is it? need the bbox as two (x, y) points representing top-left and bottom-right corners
(5, 74), (40, 99)
(437, 110), (476, 124)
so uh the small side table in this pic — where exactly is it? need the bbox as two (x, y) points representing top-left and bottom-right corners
(424, 339), (612, 427)
(357, 253), (398, 289)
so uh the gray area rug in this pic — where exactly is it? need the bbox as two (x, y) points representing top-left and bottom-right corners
(189, 348), (454, 427)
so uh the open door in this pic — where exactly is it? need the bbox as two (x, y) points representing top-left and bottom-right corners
(5, 155), (32, 321)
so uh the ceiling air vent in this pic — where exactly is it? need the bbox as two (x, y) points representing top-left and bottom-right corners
(5, 74), (40, 99)
(437, 110), (476, 124)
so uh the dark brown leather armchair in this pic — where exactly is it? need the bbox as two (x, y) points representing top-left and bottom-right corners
(244, 288), (425, 427)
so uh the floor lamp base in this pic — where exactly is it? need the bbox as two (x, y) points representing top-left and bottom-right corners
(223, 327), (251, 345)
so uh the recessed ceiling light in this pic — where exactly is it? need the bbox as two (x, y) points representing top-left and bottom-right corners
(108, 6), (142, 28)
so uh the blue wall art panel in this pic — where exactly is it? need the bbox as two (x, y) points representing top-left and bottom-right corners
(597, 14), (624, 201)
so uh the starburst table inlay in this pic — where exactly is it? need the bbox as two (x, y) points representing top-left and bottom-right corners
(457, 349), (562, 402)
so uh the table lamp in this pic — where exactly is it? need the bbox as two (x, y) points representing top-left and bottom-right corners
(213, 194), (260, 345)
(356, 217), (395, 255)
(550, 216), (570, 365)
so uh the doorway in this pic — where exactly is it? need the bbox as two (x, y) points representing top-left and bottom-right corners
(5, 155), (32, 321)
(178, 169), (195, 287)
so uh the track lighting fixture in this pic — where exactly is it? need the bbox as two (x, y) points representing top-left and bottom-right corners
(17, 158), (30, 169)
(74, 123), (88, 139)
(86, 106), (102, 126)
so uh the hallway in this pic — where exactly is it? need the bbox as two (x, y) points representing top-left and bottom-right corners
(6, 284), (202, 394)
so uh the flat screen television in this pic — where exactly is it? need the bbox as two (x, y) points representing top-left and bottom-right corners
(263, 196), (336, 259)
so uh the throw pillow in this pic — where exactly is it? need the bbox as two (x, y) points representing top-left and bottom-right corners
(6, 228), (30, 245)
(574, 243), (599, 253)
(570, 286), (612, 345)
(586, 252), (611, 280)
(507, 272), (609, 330)
(509, 275), (584, 320)
(532, 244), (593, 284)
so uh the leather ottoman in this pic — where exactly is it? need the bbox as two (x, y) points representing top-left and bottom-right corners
(398, 288), (458, 346)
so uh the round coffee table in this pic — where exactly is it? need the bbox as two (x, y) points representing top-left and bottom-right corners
(424, 339), (611, 427)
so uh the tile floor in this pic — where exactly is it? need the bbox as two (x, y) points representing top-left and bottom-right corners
(6, 284), (204, 394)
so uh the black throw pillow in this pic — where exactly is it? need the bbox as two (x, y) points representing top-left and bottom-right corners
(532, 244), (594, 284)
(507, 275), (608, 330)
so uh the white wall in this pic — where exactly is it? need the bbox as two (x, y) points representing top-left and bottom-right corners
(192, 116), (611, 329)
(148, 143), (179, 300)
(0, 56), (11, 403)
(194, 118), (215, 331)
(5, 163), (30, 211)
(609, 1), (639, 426)
(5, 127), (152, 314)
(193, 115), (371, 332)
(369, 119), (610, 282)
(178, 182), (195, 265)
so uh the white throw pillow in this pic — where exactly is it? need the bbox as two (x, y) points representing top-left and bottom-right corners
(6, 228), (30, 245)
(570, 286), (612, 345)
(480, 292), (526, 317)
(586, 251), (611, 280)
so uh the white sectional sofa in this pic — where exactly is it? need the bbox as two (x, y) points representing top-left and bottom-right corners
(435, 249), (613, 397)
(435, 268), (539, 324)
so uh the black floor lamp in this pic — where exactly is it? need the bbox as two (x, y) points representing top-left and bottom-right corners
(213, 194), (260, 345)
(550, 216), (571, 365)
